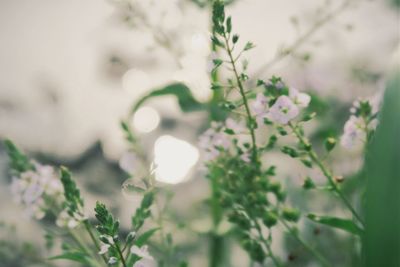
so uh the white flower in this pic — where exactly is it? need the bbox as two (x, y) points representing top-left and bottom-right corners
(240, 152), (251, 163)
(130, 245), (154, 260)
(289, 87), (311, 108)
(98, 243), (110, 255)
(108, 257), (118, 265)
(225, 118), (246, 133)
(55, 209), (83, 229)
(251, 93), (269, 125)
(119, 151), (137, 174)
(266, 95), (300, 124)
(10, 164), (64, 221)
(340, 116), (366, 149)
(199, 124), (231, 162)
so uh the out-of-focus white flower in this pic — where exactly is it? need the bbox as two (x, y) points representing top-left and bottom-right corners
(289, 87), (311, 108)
(240, 152), (251, 163)
(108, 257), (118, 265)
(225, 118), (246, 133)
(98, 243), (110, 255)
(266, 95), (300, 124)
(11, 164), (64, 220)
(56, 209), (85, 229)
(341, 93), (380, 150)
(119, 151), (137, 174)
(199, 123), (231, 162)
(340, 116), (367, 149)
(251, 93), (269, 125)
(130, 245), (154, 260)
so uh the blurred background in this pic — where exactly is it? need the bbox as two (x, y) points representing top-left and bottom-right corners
(0, 0), (398, 266)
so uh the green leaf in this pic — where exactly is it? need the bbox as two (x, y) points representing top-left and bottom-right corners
(244, 41), (255, 51)
(130, 83), (206, 114)
(363, 72), (400, 266)
(49, 251), (89, 264)
(226, 16), (232, 33)
(4, 139), (34, 173)
(232, 34), (239, 44)
(135, 228), (159, 247)
(60, 167), (84, 214)
(94, 202), (119, 236)
(307, 214), (364, 236)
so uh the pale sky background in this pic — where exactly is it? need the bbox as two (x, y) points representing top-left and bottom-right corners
(0, 0), (397, 161)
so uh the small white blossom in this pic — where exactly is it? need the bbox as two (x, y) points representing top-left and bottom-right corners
(240, 152), (251, 163)
(266, 95), (300, 124)
(251, 93), (269, 124)
(98, 243), (110, 255)
(10, 164), (64, 220)
(55, 209), (84, 229)
(130, 245), (154, 260)
(340, 116), (367, 149)
(108, 257), (118, 265)
(289, 87), (311, 108)
(225, 118), (246, 133)
(199, 123), (231, 162)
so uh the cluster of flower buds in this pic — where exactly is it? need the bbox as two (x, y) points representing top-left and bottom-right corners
(10, 163), (64, 220)
(340, 96), (380, 150)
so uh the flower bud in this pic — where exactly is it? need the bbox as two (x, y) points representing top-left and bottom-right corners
(302, 176), (315, 189)
(282, 207), (301, 222)
(324, 137), (337, 152)
(263, 211), (278, 227)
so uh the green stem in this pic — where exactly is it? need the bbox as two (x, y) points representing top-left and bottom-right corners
(253, 221), (282, 267)
(83, 220), (108, 264)
(115, 242), (127, 267)
(223, 33), (258, 161)
(69, 229), (102, 267)
(288, 122), (365, 227)
(279, 219), (331, 267)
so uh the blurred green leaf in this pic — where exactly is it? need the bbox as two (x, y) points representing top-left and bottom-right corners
(3, 139), (34, 173)
(363, 73), (400, 266)
(307, 214), (364, 236)
(131, 83), (206, 114)
(135, 227), (159, 247)
(49, 251), (89, 264)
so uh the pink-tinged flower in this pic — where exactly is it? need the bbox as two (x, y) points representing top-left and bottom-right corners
(11, 164), (64, 221)
(108, 257), (118, 264)
(225, 118), (246, 133)
(251, 93), (269, 124)
(289, 87), (311, 108)
(240, 151), (251, 163)
(130, 245), (154, 260)
(199, 124), (231, 162)
(98, 243), (110, 255)
(266, 95), (299, 124)
(56, 208), (86, 229)
(340, 116), (366, 149)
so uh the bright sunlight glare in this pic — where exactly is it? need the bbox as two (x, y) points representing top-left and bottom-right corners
(133, 106), (160, 133)
(153, 135), (199, 184)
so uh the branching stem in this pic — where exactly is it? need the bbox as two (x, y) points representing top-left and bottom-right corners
(223, 33), (258, 161)
(288, 122), (365, 227)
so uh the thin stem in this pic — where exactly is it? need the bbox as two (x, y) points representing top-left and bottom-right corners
(253, 222), (282, 267)
(115, 242), (128, 267)
(279, 219), (331, 267)
(83, 220), (108, 264)
(69, 229), (103, 267)
(288, 122), (365, 227)
(223, 33), (258, 161)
